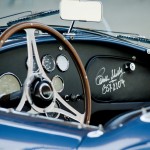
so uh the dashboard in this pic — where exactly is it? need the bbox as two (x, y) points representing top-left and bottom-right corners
(0, 33), (150, 125)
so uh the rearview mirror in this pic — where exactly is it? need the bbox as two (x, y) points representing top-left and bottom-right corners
(60, 0), (102, 22)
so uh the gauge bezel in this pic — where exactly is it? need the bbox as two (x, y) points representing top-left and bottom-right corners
(56, 54), (69, 72)
(0, 72), (22, 95)
(52, 75), (64, 93)
(0, 72), (22, 86)
(42, 54), (56, 72)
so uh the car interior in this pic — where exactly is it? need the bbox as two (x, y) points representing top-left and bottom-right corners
(0, 0), (150, 130)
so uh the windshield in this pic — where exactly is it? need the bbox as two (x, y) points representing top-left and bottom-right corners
(0, 0), (150, 47)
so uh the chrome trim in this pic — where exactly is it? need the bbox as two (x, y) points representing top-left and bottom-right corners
(140, 112), (150, 123)
(39, 82), (52, 100)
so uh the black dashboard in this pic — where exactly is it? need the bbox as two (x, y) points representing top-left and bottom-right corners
(0, 32), (150, 125)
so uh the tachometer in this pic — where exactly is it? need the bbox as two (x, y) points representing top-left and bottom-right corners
(0, 73), (21, 95)
(42, 55), (55, 72)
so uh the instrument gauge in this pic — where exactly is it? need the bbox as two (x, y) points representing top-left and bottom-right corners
(0, 73), (21, 95)
(42, 55), (55, 72)
(56, 55), (69, 72)
(52, 75), (64, 93)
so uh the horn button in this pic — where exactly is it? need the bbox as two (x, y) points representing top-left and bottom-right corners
(31, 78), (54, 108)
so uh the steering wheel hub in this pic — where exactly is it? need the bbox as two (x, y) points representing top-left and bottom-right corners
(34, 80), (53, 100)
(31, 79), (54, 108)
(39, 83), (53, 100)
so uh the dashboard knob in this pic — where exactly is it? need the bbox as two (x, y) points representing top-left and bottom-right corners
(70, 94), (76, 102)
(65, 94), (82, 102)
(124, 62), (136, 71)
(76, 94), (82, 101)
(65, 95), (69, 101)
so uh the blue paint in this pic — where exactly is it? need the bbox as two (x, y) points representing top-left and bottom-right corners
(1, 110), (150, 149)
(79, 117), (150, 149)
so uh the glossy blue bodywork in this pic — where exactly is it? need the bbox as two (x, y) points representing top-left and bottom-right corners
(1, 108), (150, 150)
(0, 108), (97, 150)
(80, 117), (150, 150)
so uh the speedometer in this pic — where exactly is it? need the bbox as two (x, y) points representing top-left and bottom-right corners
(0, 73), (21, 95)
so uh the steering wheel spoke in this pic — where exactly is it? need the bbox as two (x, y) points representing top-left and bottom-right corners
(25, 28), (50, 80)
(27, 107), (39, 114)
(54, 92), (85, 123)
(52, 107), (85, 124)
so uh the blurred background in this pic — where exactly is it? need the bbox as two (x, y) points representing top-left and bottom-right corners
(0, 0), (150, 38)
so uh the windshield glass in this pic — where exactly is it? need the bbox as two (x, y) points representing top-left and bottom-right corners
(0, 0), (150, 47)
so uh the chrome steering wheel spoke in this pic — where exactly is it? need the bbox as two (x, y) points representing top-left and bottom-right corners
(16, 28), (52, 111)
(54, 92), (85, 123)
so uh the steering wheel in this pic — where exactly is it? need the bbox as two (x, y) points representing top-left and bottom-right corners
(0, 22), (91, 124)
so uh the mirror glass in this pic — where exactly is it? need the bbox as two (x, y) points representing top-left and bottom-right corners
(60, 0), (102, 22)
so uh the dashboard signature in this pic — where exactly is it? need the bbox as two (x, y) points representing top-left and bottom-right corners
(95, 67), (125, 94)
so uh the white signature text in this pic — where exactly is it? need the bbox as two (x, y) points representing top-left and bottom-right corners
(95, 67), (125, 94)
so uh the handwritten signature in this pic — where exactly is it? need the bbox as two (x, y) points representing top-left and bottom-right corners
(95, 67), (125, 94)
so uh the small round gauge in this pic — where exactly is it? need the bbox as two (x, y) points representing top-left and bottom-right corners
(42, 55), (55, 72)
(56, 55), (69, 72)
(52, 75), (64, 93)
(0, 73), (21, 95)
(26, 56), (39, 72)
